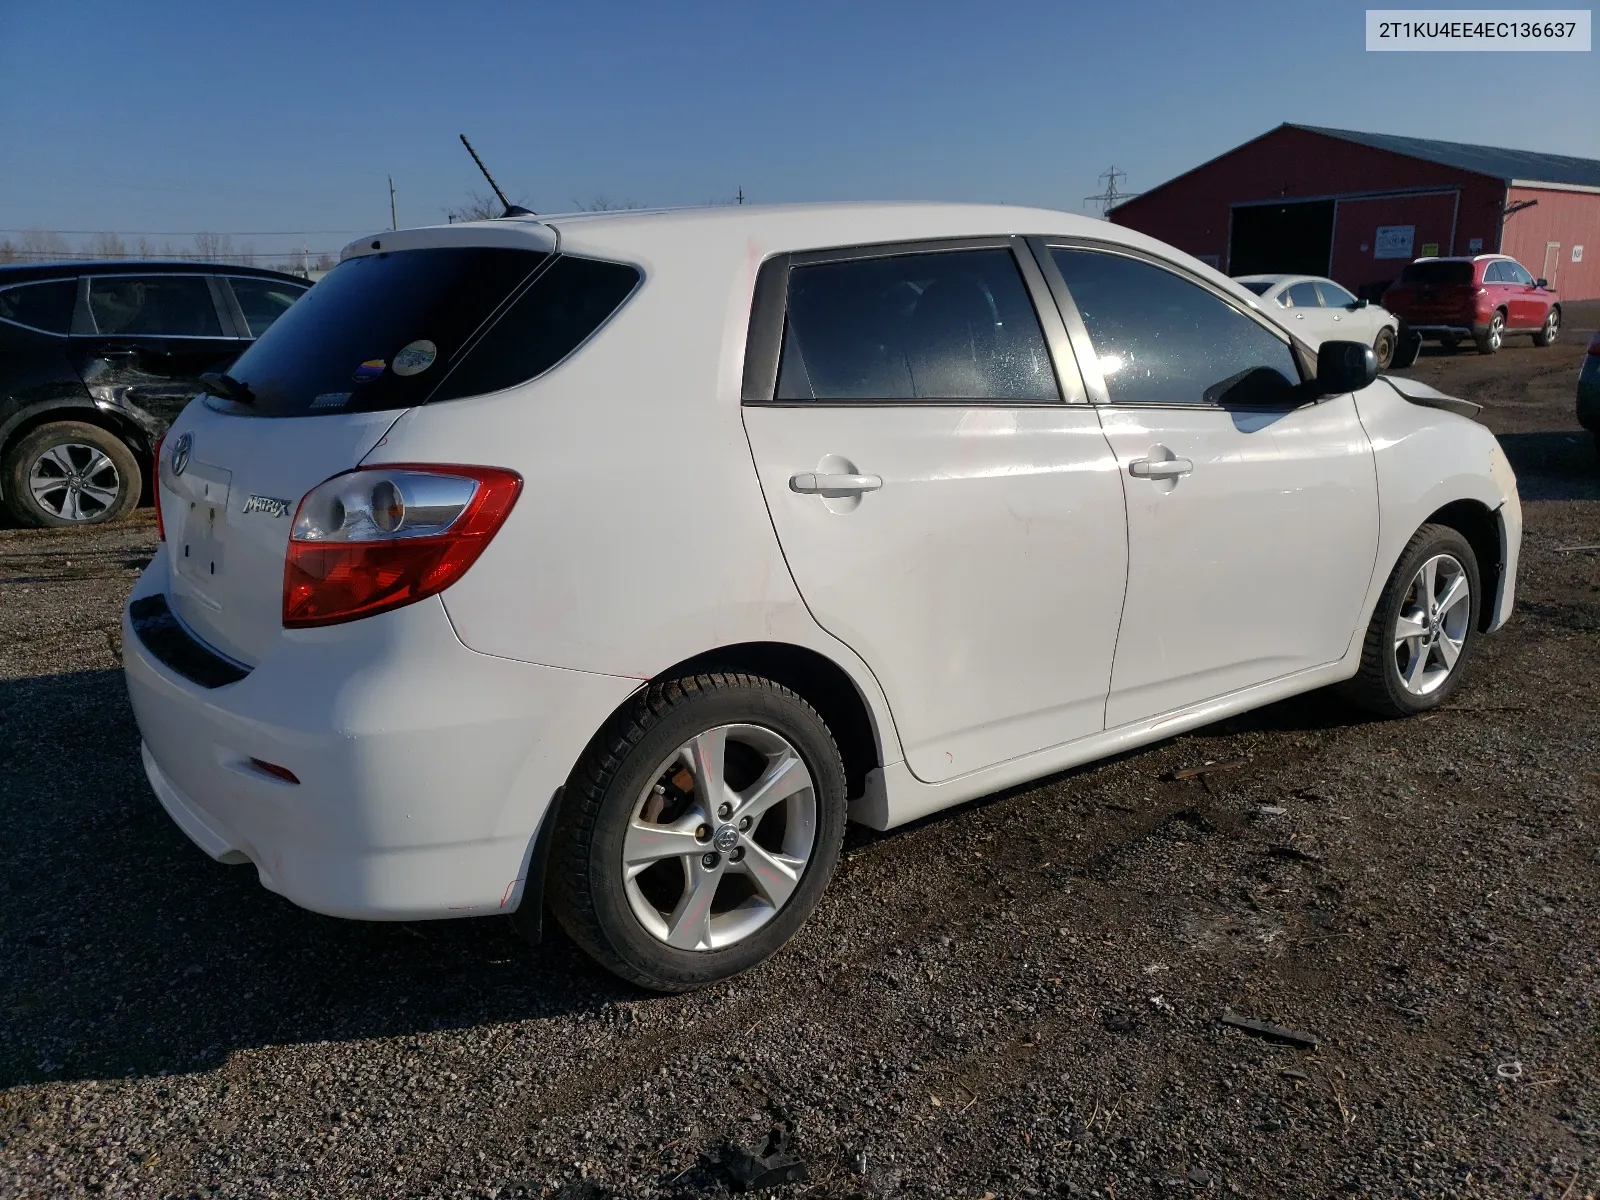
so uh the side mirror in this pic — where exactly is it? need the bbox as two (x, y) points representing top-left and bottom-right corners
(1315, 340), (1378, 395)
(1353, 297), (1370, 309)
(1535, 278), (1549, 289)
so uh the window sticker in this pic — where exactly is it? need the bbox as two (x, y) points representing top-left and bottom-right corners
(392, 339), (438, 377)
(311, 392), (352, 409)
(353, 358), (386, 383)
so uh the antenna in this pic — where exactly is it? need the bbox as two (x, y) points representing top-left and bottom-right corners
(459, 134), (535, 218)
(1083, 166), (1140, 217)
(388, 174), (398, 230)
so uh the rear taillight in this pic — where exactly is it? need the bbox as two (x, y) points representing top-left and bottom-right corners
(152, 432), (166, 542)
(282, 464), (522, 628)
(1588, 333), (1600, 356)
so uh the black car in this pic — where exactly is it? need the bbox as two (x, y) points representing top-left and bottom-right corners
(0, 261), (311, 526)
(1580, 331), (1600, 460)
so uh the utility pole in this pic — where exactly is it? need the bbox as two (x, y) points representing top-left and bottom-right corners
(1083, 166), (1140, 217)
(736, 187), (744, 205)
(388, 175), (398, 231)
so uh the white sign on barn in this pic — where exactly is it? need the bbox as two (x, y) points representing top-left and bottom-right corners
(1374, 225), (1416, 260)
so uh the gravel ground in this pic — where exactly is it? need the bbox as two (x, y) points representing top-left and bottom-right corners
(2, 325), (1597, 1199)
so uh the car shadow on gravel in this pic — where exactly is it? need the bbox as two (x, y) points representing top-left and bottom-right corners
(1496, 430), (1600, 502)
(0, 669), (633, 1090)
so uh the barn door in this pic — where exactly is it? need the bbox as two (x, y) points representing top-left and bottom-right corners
(1543, 242), (1561, 287)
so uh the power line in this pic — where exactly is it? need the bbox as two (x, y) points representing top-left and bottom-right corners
(0, 249), (341, 261)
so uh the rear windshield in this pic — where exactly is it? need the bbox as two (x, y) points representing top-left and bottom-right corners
(1236, 280), (1272, 296)
(1399, 261), (1473, 286)
(222, 247), (639, 417)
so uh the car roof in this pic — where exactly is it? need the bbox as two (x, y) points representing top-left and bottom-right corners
(340, 202), (1244, 293)
(0, 260), (311, 285)
(1234, 273), (1330, 287)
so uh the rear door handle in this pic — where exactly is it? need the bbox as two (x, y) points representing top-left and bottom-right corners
(1129, 458), (1193, 479)
(789, 472), (883, 495)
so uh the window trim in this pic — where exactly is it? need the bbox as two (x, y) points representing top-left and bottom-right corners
(1027, 236), (1313, 409)
(740, 236), (1085, 407)
(73, 271), (238, 340)
(0, 276), (79, 337)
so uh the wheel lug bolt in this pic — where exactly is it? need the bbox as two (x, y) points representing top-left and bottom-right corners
(702, 852), (720, 869)
(730, 847), (744, 863)
(717, 803), (732, 820)
(738, 816), (752, 832)
(695, 825), (711, 842)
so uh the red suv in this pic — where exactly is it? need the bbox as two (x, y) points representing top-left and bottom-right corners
(1381, 255), (1561, 355)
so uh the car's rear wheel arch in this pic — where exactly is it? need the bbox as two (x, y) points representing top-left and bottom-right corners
(659, 641), (885, 802)
(0, 403), (152, 508)
(1425, 499), (1501, 632)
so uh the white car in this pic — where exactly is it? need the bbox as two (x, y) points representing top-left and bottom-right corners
(1235, 273), (1402, 369)
(123, 204), (1521, 991)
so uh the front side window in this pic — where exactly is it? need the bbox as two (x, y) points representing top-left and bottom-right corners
(1317, 281), (1357, 308)
(0, 279), (76, 334)
(1504, 260), (1534, 285)
(1285, 281), (1322, 309)
(230, 277), (309, 338)
(88, 276), (222, 337)
(775, 248), (1058, 402)
(1052, 248), (1302, 408)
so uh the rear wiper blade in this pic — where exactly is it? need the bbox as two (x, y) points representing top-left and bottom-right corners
(199, 371), (254, 405)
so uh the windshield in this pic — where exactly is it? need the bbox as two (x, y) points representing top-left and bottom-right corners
(1399, 261), (1473, 286)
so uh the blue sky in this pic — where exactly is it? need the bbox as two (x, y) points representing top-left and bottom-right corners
(2, 0), (1596, 263)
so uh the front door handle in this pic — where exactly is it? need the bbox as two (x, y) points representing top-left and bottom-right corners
(789, 472), (883, 495)
(1129, 458), (1193, 479)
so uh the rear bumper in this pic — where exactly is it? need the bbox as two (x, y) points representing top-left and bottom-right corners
(1406, 323), (1489, 340)
(122, 548), (639, 920)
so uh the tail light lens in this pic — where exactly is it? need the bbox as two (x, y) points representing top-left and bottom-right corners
(152, 432), (166, 542)
(283, 464), (522, 628)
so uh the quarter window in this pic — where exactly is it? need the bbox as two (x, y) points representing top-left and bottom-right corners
(0, 279), (76, 334)
(1051, 248), (1302, 408)
(775, 248), (1058, 402)
(229, 277), (309, 338)
(88, 276), (222, 337)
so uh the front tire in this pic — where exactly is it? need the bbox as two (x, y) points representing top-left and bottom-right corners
(1532, 307), (1560, 347)
(1340, 524), (1481, 717)
(1373, 327), (1396, 370)
(2, 421), (141, 528)
(548, 673), (847, 992)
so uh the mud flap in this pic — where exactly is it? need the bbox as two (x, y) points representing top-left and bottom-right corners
(509, 787), (564, 945)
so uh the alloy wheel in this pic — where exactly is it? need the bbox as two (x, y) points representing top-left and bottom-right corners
(1543, 310), (1559, 344)
(621, 723), (817, 951)
(28, 443), (123, 521)
(1487, 313), (1504, 350)
(1393, 553), (1472, 696)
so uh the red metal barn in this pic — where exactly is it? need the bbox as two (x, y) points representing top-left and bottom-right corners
(1109, 125), (1600, 300)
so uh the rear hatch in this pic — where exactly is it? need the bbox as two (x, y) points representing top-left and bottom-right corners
(1384, 260), (1477, 323)
(159, 226), (559, 666)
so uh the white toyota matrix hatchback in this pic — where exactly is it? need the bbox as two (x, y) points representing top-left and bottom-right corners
(124, 204), (1521, 991)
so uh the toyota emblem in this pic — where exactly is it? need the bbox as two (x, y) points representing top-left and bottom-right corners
(712, 825), (739, 853)
(169, 432), (193, 477)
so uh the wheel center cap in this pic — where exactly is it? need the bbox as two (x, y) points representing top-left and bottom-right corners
(712, 824), (739, 853)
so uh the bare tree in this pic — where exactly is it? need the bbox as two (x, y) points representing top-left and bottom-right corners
(87, 232), (128, 259)
(135, 236), (156, 258)
(313, 253), (338, 271)
(445, 190), (518, 222)
(19, 229), (72, 260)
(0, 239), (17, 264)
(571, 196), (646, 212)
(192, 231), (237, 262)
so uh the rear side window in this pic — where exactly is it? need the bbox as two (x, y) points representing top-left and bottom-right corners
(88, 276), (222, 337)
(1052, 248), (1301, 408)
(1399, 261), (1473, 286)
(1483, 261), (1507, 282)
(1285, 282), (1321, 309)
(223, 248), (638, 417)
(0, 279), (76, 334)
(229, 277), (308, 338)
(775, 248), (1058, 402)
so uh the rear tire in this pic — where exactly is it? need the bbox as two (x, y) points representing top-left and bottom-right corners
(1475, 311), (1505, 355)
(1373, 327), (1396, 370)
(1532, 307), (1560, 347)
(1339, 524), (1481, 718)
(1, 421), (141, 528)
(548, 673), (847, 992)
(1389, 327), (1422, 370)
